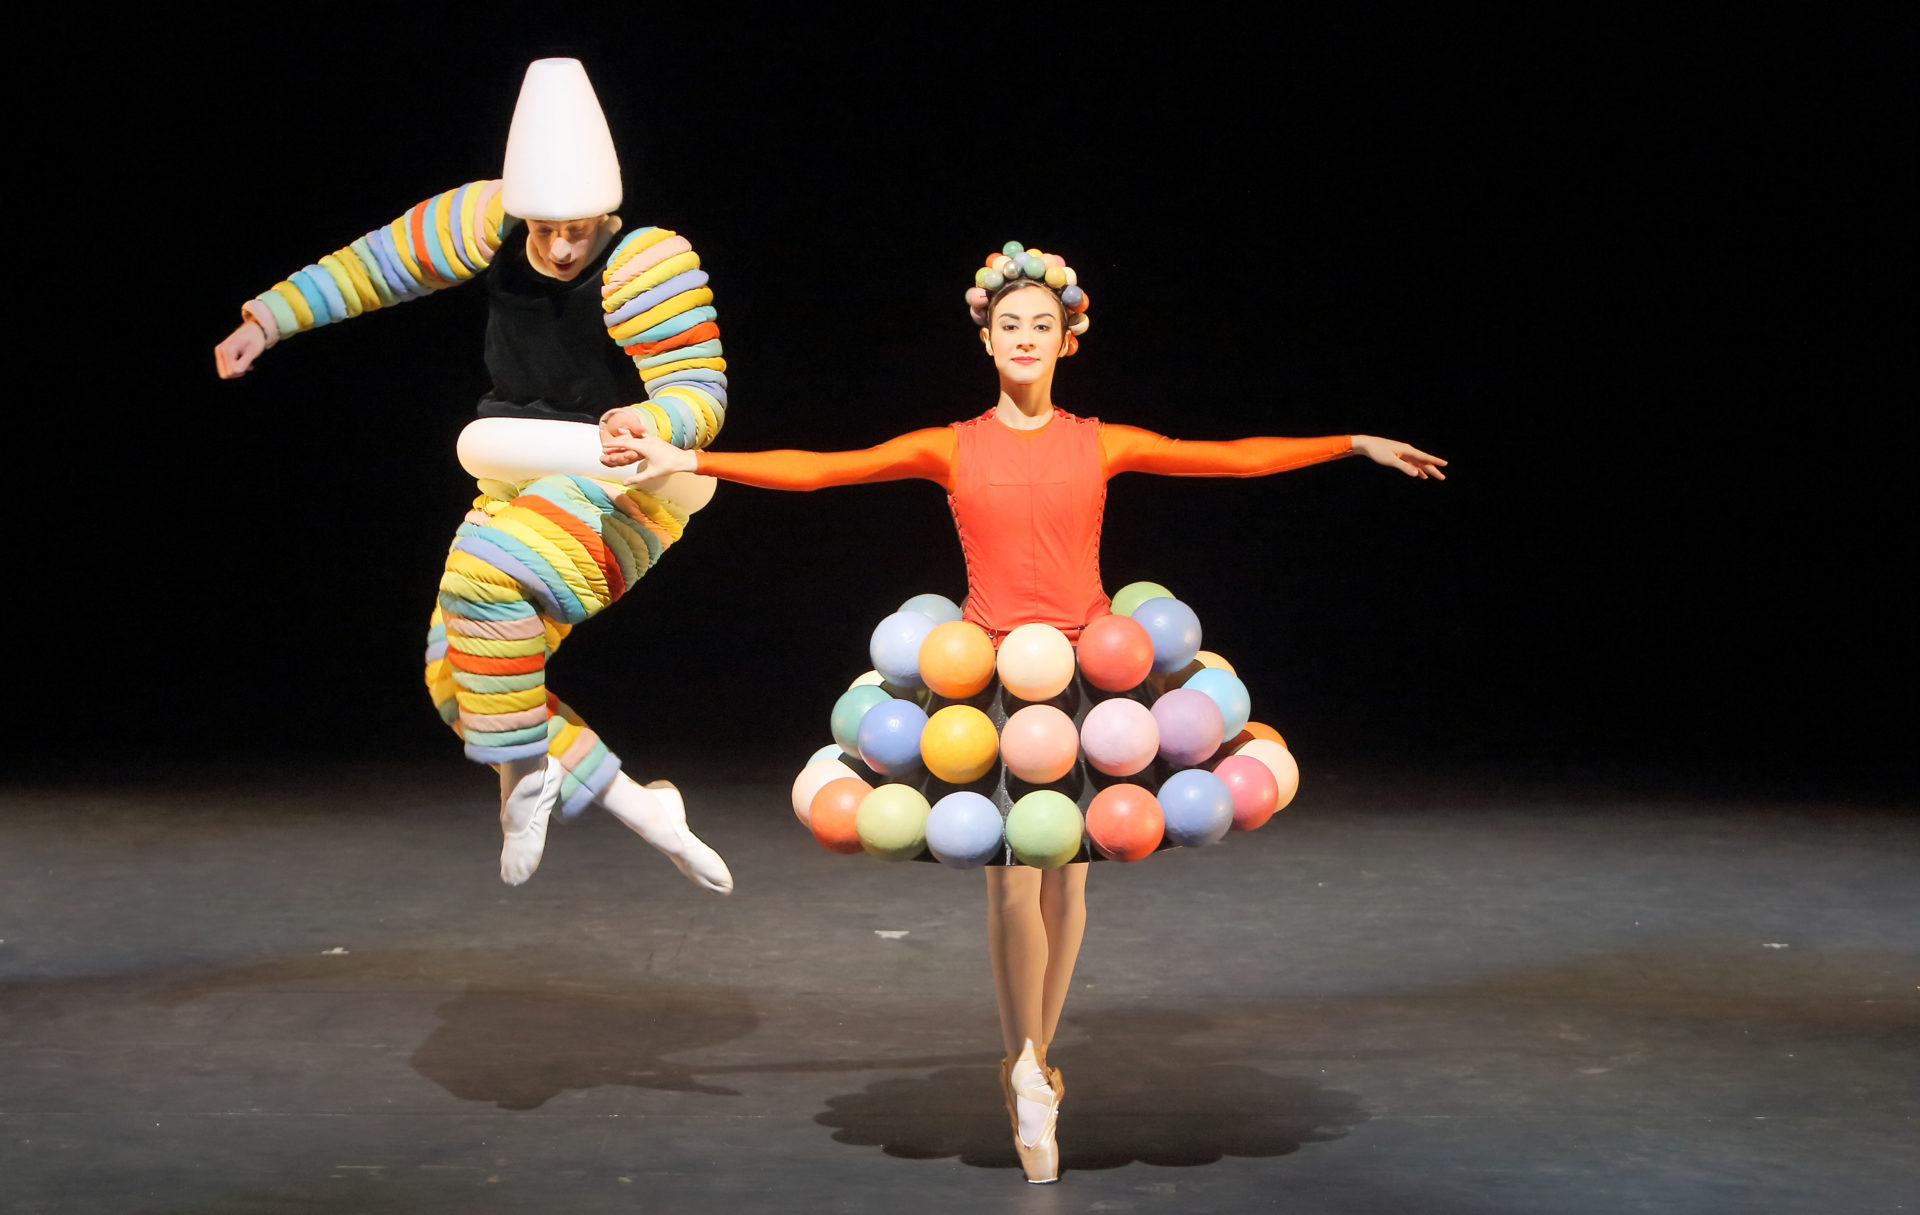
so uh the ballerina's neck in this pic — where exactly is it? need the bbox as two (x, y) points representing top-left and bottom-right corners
(994, 389), (1055, 431)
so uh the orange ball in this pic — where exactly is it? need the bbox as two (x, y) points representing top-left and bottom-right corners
(1077, 613), (1155, 692)
(918, 620), (997, 699)
(1086, 783), (1164, 861)
(1242, 721), (1287, 748)
(808, 776), (872, 854)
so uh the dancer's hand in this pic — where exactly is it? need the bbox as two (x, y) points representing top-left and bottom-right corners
(214, 321), (268, 379)
(599, 407), (652, 465)
(1352, 435), (1447, 480)
(614, 434), (698, 483)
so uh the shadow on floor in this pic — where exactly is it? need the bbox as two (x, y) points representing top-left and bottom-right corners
(816, 1006), (1366, 1171)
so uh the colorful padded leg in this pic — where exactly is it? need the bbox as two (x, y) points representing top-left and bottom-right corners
(423, 473), (689, 815)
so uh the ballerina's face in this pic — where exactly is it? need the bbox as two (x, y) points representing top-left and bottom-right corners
(525, 215), (614, 281)
(982, 283), (1066, 386)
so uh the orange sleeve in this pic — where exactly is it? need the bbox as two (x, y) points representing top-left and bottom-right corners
(1099, 424), (1352, 478)
(695, 427), (957, 491)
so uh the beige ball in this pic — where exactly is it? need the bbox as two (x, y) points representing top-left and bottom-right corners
(1232, 738), (1299, 812)
(996, 622), (1076, 702)
(791, 759), (856, 826)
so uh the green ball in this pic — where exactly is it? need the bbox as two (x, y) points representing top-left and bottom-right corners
(1002, 239), (1026, 257)
(1110, 580), (1175, 618)
(857, 783), (931, 861)
(1005, 790), (1084, 869)
(832, 684), (892, 756)
(1019, 255), (1046, 280)
(980, 267), (1005, 291)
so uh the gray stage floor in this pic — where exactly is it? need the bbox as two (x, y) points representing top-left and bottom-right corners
(1, 763), (1914, 1214)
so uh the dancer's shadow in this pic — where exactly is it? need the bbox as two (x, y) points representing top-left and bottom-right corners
(816, 1005), (1366, 1170)
(146, 949), (761, 1111)
(412, 983), (760, 1108)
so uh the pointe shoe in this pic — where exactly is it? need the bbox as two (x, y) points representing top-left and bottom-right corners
(637, 780), (735, 895)
(499, 757), (563, 886)
(1000, 1047), (1061, 1184)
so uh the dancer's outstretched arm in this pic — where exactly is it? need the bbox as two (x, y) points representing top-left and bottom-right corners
(603, 429), (957, 491)
(213, 180), (509, 378)
(1100, 426), (1446, 480)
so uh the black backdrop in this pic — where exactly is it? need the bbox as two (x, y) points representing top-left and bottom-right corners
(18, 8), (1908, 791)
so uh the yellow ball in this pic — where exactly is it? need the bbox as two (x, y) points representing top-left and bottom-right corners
(1196, 650), (1236, 674)
(996, 623), (1076, 702)
(1044, 265), (1068, 288)
(920, 704), (1000, 784)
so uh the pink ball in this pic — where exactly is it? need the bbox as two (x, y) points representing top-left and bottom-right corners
(1213, 754), (1281, 831)
(965, 286), (989, 308)
(1151, 688), (1225, 767)
(1079, 697), (1160, 776)
(1000, 704), (1079, 784)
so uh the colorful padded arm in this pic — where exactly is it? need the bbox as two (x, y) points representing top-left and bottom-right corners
(240, 181), (508, 347)
(695, 429), (958, 491)
(1100, 425), (1352, 477)
(602, 227), (730, 452)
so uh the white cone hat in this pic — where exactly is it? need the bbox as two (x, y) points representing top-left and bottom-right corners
(501, 58), (622, 221)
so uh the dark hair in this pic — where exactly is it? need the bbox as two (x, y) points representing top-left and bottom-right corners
(974, 279), (1065, 328)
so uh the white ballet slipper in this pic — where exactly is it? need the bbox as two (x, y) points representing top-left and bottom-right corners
(499, 756), (563, 886)
(598, 774), (734, 895)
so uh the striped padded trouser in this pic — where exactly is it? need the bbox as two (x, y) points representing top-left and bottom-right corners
(423, 473), (688, 818)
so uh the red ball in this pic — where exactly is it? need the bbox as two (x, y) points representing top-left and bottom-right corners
(1085, 783), (1165, 862)
(809, 776), (872, 854)
(1077, 613), (1155, 692)
(1214, 755), (1281, 832)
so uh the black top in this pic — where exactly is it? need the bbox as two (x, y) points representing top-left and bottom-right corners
(477, 223), (643, 423)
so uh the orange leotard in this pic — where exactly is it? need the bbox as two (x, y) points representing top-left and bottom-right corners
(697, 410), (1351, 637)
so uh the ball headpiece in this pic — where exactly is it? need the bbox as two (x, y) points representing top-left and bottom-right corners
(501, 58), (623, 221)
(966, 241), (1090, 354)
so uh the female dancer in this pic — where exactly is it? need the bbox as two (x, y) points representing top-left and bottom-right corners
(605, 244), (1443, 1181)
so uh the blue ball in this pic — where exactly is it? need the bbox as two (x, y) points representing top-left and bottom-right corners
(1134, 597), (1203, 674)
(858, 697), (929, 777)
(831, 684), (891, 757)
(898, 592), (964, 625)
(925, 791), (1005, 867)
(1159, 768), (1233, 847)
(808, 742), (850, 767)
(870, 610), (938, 687)
(1182, 668), (1251, 738)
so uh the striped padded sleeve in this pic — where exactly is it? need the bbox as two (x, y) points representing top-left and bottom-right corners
(602, 226), (727, 451)
(242, 180), (507, 343)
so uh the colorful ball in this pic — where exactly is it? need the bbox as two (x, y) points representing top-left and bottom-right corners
(1243, 721), (1288, 748)
(1079, 696), (1159, 776)
(1000, 704), (1079, 784)
(1233, 738), (1300, 812)
(1152, 687), (1226, 766)
(1067, 289), (1090, 314)
(918, 620), (997, 698)
(1060, 284), (1086, 311)
(1159, 768), (1234, 848)
(1085, 783), (1164, 862)
(1019, 255), (1045, 279)
(1077, 612), (1155, 692)
(1196, 650), (1236, 674)
(920, 704), (999, 784)
(978, 268), (1005, 292)
(996, 622), (1076, 702)
(848, 670), (886, 689)
(870, 610), (938, 687)
(1044, 265), (1068, 288)
(1064, 266), (1078, 286)
(1002, 240), (1025, 257)
(1134, 597), (1203, 674)
(1214, 754), (1281, 831)
(1109, 581), (1173, 617)
(857, 697), (928, 777)
(856, 783), (931, 861)
(831, 684), (891, 757)
(997, 256), (1020, 277)
(1182, 668), (1251, 738)
(899, 592), (964, 624)
(791, 758), (855, 826)
(807, 742), (849, 766)
(985, 251), (1005, 270)
(925, 791), (1005, 867)
(808, 776), (871, 854)
(1005, 789), (1084, 868)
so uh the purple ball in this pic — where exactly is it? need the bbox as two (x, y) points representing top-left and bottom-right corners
(1151, 688), (1225, 767)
